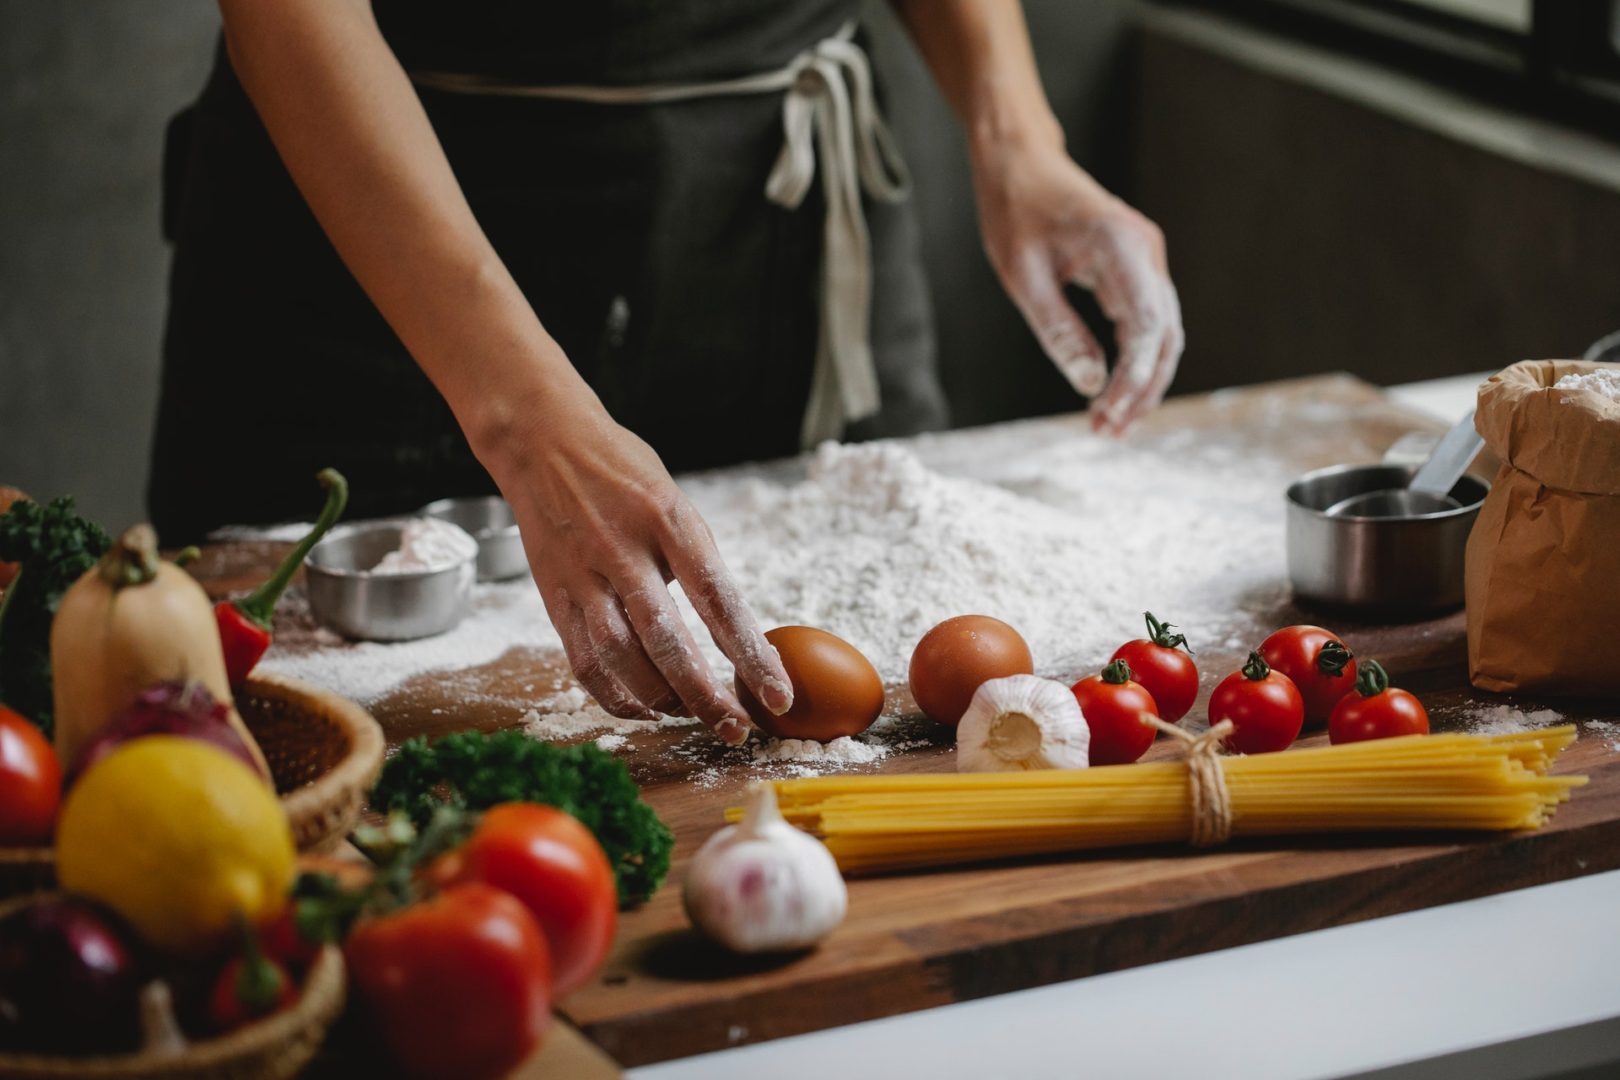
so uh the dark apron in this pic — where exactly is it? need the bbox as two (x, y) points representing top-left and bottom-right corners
(149, 1), (946, 542)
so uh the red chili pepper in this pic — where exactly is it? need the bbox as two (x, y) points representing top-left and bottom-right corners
(215, 468), (348, 685)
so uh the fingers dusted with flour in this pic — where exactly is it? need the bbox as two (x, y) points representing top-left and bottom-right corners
(660, 508), (793, 723)
(894, 0), (1184, 436)
(1005, 251), (1109, 398)
(975, 155), (1184, 438)
(1075, 215), (1183, 435)
(489, 395), (777, 743)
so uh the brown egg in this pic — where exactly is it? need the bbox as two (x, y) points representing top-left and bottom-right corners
(909, 615), (1033, 727)
(736, 626), (884, 741)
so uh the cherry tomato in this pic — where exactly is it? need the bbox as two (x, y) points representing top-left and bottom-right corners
(260, 908), (320, 973)
(1259, 625), (1358, 727)
(1209, 651), (1304, 754)
(261, 858), (374, 972)
(1110, 612), (1199, 723)
(428, 803), (617, 998)
(1071, 659), (1160, 765)
(208, 947), (296, 1032)
(345, 883), (552, 1080)
(1329, 660), (1430, 744)
(0, 705), (59, 845)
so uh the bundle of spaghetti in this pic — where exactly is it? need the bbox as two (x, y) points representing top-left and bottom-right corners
(737, 728), (1585, 875)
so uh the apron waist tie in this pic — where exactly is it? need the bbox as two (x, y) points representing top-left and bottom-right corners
(411, 21), (910, 448)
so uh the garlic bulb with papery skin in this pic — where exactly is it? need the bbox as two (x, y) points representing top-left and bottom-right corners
(683, 782), (847, 953)
(956, 674), (1091, 772)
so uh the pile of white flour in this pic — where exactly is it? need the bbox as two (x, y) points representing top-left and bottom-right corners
(371, 518), (477, 574)
(1554, 369), (1620, 403)
(256, 418), (1310, 764)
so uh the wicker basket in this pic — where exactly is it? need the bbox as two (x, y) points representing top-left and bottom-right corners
(0, 674), (385, 897)
(0, 931), (346, 1080)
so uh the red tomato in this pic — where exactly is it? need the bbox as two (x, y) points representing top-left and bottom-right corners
(1328, 660), (1430, 744)
(262, 856), (375, 971)
(1071, 660), (1160, 765)
(1259, 625), (1358, 726)
(345, 883), (552, 1080)
(428, 803), (616, 998)
(1110, 612), (1199, 723)
(1209, 652), (1304, 754)
(259, 908), (320, 973)
(0, 706), (59, 845)
(207, 950), (296, 1032)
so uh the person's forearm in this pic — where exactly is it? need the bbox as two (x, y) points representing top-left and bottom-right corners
(217, 0), (595, 464)
(889, 0), (1064, 161)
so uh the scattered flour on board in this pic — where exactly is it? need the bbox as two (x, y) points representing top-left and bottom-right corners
(1458, 704), (1567, 736)
(252, 419), (1323, 773)
(1584, 720), (1620, 752)
(1554, 369), (1620, 403)
(752, 736), (889, 767)
(519, 686), (698, 741)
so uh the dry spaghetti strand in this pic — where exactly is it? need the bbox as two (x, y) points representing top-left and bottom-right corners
(729, 727), (1586, 875)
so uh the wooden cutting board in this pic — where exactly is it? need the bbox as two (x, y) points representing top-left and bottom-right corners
(189, 375), (1619, 1069)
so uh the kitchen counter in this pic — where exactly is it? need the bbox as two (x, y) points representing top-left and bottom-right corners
(196, 372), (1618, 1078)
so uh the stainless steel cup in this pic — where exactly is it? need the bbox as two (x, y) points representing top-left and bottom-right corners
(1285, 464), (1489, 615)
(305, 520), (475, 641)
(419, 496), (527, 582)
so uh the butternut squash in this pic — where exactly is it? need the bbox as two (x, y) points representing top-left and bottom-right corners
(50, 524), (270, 778)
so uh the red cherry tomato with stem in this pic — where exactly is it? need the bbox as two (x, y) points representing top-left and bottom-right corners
(1110, 612), (1199, 723)
(0, 705), (59, 845)
(1209, 651), (1304, 755)
(345, 882), (552, 1080)
(208, 923), (297, 1032)
(1329, 660), (1429, 744)
(1259, 626), (1358, 727)
(1071, 659), (1160, 766)
(428, 803), (617, 998)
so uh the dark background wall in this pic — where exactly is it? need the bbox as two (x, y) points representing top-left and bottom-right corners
(2, 1), (1617, 532)
(0, 4), (218, 529)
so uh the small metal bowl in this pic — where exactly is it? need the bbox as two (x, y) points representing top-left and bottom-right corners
(305, 520), (476, 641)
(1286, 463), (1489, 615)
(419, 496), (527, 581)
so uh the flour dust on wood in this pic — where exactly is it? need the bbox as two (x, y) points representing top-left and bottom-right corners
(254, 412), (1326, 773)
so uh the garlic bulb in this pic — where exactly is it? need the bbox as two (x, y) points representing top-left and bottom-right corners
(683, 782), (848, 953)
(956, 674), (1090, 772)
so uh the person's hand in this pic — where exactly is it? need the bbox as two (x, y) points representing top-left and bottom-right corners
(481, 393), (793, 745)
(973, 143), (1184, 435)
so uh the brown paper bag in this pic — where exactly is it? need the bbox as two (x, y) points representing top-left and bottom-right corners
(1466, 360), (1620, 695)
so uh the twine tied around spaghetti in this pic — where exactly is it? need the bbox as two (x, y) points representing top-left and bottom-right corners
(1142, 715), (1235, 847)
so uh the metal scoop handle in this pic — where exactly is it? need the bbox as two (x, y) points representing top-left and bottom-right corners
(1410, 409), (1483, 498)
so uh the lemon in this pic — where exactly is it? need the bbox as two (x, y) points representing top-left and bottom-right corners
(56, 735), (295, 953)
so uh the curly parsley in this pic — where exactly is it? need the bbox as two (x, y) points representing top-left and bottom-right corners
(0, 496), (111, 734)
(371, 730), (674, 908)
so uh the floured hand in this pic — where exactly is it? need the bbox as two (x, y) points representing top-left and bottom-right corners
(483, 397), (793, 744)
(974, 145), (1184, 435)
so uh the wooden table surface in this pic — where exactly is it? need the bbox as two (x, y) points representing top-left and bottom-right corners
(190, 376), (1620, 1071)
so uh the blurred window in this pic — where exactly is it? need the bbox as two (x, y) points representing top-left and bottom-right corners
(1169, 0), (1620, 134)
(1392, 0), (1530, 32)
